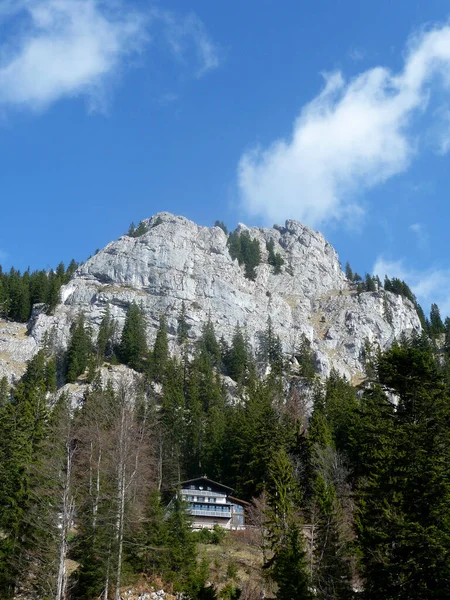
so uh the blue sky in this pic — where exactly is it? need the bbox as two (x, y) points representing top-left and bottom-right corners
(1, 0), (450, 315)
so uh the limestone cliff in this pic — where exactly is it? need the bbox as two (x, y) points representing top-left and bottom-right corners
(0, 212), (421, 383)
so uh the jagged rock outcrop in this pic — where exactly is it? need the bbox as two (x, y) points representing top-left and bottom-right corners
(18, 212), (420, 383)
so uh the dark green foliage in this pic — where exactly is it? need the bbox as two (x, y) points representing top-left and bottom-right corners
(198, 317), (221, 369)
(345, 262), (353, 281)
(45, 357), (57, 392)
(0, 261), (78, 322)
(193, 524), (226, 545)
(96, 303), (116, 363)
(444, 317), (450, 355)
(266, 239), (284, 274)
(309, 406), (354, 599)
(355, 338), (450, 599)
(364, 273), (376, 292)
(259, 317), (284, 380)
(295, 334), (316, 381)
(272, 525), (312, 600)
(118, 302), (148, 371)
(127, 220), (149, 237)
(214, 220), (228, 235)
(322, 370), (359, 455)
(383, 277), (427, 328)
(5, 266), (450, 599)
(264, 449), (312, 599)
(0, 375), (9, 407)
(0, 350), (53, 597)
(164, 493), (198, 590)
(224, 325), (253, 383)
(429, 302), (445, 337)
(127, 489), (169, 576)
(312, 470), (354, 600)
(66, 313), (93, 382)
(177, 301), (191, 344)
(227, 230), (261, 280)
(150, 314), (169, 382)
(161, 357), (186, 481)
(230, 381), (287, 498)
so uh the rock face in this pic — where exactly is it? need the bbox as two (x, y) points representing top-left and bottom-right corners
(0, 320), (38, 384)
(17, 212), (420, 383)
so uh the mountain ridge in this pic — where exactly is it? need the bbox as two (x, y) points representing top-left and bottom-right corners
(0, 211), (421, 384)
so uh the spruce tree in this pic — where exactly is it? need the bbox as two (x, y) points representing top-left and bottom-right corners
(151, 314), (169, 382)
(162, 358), (186, 483)
(118, 302), (148, 371)
(214, 220), (228, 235)
(164, 493), (197, 591)
(225, 325), (251, 383)
(0, 351), (52, 596)
(177, 301), (191, 345)
(356, 339), (450, 599)
(259, 317), (284, 381)
(345, 262), (354, 281)
(267, 239), (284, 274)
(66, 313), (93, 382)
(429, 302), (445, 337)
(0, 375), (9, 407)
(264, 448), (312, 599)
(96, 304), (116, 364)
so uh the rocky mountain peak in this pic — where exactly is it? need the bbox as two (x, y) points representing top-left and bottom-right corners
(0, 212), (421, 384)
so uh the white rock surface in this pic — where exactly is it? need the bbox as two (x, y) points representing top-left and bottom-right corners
(1, 213), (422, 383)
(0, 320), (38, 383)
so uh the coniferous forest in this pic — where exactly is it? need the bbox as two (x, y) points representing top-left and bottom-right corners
(1, 260), (450, 599)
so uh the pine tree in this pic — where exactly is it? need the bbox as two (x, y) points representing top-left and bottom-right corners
(65, 258), (79, 282)
(345, 262), (354, 281)
(164, 493), (197, 591)
(162, 358), (186, 483)
(214, 220), (228, 235)
(364, 273), (376, 292)
(46, 270), (62, 314)
(97, 303), (117, 363)
(198, 317), (221, 369)
(129, 489), (169, 576)
(225, 325), (251, 383)
(267, 239), (284, 274)
(259, 317), (284, 381)
(227, 230), (261, 280)
(264, 448), (312, 599)
(0, 376), (9, 407)
(296, 334), (316, 381)
(241, 230), (261, 280)
(322, 370), (359, 455)
(429, 302), (445, 337)
(356, 339), (450, 599)
(177, 301), (191, 345)
(151, 314), (169, 382)
(66, 313), (93, 382)
(118, 302), (148, 371)
(0, 351), (52, 596)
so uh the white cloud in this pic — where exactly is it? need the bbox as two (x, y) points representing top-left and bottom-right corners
(238, 22), (450, 227)
(151, 9), (220, 79)
(0, 0), (149, 112)
(373, 256), (450, 316)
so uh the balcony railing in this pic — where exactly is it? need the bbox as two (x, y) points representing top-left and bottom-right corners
(189, 509), (231, 518)
(181, 489), (226, 498)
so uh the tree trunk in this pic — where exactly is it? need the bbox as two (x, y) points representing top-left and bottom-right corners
(56, 441), (75, 600)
